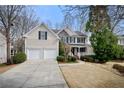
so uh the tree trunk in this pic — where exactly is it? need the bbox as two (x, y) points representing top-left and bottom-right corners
(89, 5), (111, 32)
(6, 27), (12, 64)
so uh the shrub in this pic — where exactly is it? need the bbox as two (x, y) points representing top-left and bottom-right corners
(67, 56), (76, 62)
(113, 64), (124, 73)
(59, 41), (64, 56)
(80, 55), (94, 62)
(112, 46), (124, 60)
(56, 56), (65, 62)
(13, 52), (26, 64)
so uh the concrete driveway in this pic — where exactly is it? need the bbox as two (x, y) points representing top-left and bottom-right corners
(0, 60), (68, 88)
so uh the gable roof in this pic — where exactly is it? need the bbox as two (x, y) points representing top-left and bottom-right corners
(23, 23), (59, 39)
(57, 27), (87, 37)
(57, 27), (77, 36)
(75, 31), (87, 36)
(51, 29), (59, 33)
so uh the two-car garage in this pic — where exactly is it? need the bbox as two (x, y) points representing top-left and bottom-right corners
(24, 24), (59, 61)
(27, 48), (57, 60)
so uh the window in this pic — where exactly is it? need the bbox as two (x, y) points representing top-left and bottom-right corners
(38, 31), (47, 40)
(71, 37), (75, 43)
(66, 37), (68, 43)
(80, 47), (86, 52)
(74, 37), (75, 43)
(77, 37), (85, 43)
(80, 38), (85, 43)
(61, 37), (65, 42)
(77, 37), (80, 43)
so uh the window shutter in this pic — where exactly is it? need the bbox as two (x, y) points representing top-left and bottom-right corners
(38, 31), (41, 40)
(74, 37), (75, 43)
(45, 32), (47, 40)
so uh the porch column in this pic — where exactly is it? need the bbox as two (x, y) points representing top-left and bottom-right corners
(69, 46), (72, 56)
(75, 37), (77, 44)
(78, 47), (80, 59)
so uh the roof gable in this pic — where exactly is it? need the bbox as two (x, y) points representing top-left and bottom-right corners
(57, 27), (77, 36)
(24, 23), (59, 39)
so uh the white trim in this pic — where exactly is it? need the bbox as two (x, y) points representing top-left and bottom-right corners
(42, 23), (60, 39)
(23, 23), (60, 39)
(23, 24), (41, 37)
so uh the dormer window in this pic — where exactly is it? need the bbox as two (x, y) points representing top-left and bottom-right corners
(38, 31), (47, 40)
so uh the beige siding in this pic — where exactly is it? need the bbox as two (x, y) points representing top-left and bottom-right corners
(25, 25), (59, 51)
(0, 33), (6, 63)
(86, 45), (94, 55)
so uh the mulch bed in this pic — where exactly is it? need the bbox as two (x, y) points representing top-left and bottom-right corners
(0, 63), (17, 74)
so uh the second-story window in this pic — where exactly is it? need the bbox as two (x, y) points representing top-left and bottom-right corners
(81, 38), (85, 43)
(66, 37), (68, 43)
(38, 31), (47, 40)
(74, 37), (75, 43)
(77, 37), (80, 43)
(77, 37), (85, 43)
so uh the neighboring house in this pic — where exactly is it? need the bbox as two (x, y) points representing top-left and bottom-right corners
(0, 32), (6, 63)
(56, 27), (94, 58)
(23, 23), (59, 60)
(118, 35), (124, 46)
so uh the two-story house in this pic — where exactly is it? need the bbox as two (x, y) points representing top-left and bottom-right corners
(24, 23), (93, 60)
(56, 27), (93, 58)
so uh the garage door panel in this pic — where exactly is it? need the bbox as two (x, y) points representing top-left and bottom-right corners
(44, 49), (57, 59)
(27, 49), (41, 60)
(27, 48), (57, 60)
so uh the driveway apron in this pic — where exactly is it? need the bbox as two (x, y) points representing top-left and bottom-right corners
(0, 60), (68, 88)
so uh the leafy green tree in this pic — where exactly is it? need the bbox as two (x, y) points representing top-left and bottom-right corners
(59, 41), (64, 56)
(90, 27), (120, 63)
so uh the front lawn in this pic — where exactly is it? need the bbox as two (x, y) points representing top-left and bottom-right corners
(60, 62), (124, 88)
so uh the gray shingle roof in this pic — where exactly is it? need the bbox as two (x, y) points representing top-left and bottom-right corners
(75, 31), (87, 36)
(51, 29), (59, 33)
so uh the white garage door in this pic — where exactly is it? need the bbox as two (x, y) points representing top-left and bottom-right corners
(27, 49), (41, 60)
(44, 49), (57, 59)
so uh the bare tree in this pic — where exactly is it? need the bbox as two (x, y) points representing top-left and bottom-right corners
(12, 7), (39, 40)
(12, 7), (40, 52)
(62, 12), (74, 30)
(45, 20), (52, 28)
(108, 6), (124, 33)
(0, 5), (24, 64)
(62, 5), (124, 33)
(61, 5), (89, 31)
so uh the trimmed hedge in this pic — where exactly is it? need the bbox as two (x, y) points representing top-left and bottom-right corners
(80, 55), (95, 62)
(57, 56), (77, 62)
(80, 55), (107, 63)
(13, 52), (26, 64)
(113, 64), (124, 73)
(67, 56), (76, 62)
(56, 56), (65, 62)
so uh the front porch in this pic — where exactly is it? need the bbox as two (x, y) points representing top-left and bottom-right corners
(70, 47), (87, 58)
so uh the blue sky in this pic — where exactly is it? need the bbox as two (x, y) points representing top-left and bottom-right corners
(32, 5), (64, 28)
